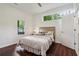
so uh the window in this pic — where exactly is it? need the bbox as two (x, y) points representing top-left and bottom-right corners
(43, 13), (61, 21)
(17, 19), (24, 35)
(59, 8), (76, 16)
(44, 15), (52, 21)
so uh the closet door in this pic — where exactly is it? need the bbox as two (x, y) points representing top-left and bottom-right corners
(61, 14), (75, 49)
(74, 15), (78, 55)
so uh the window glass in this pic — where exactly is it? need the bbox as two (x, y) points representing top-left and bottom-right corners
(17, 19), (24, 35)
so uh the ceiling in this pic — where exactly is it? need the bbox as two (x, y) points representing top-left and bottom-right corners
(10, 3), (69, 15)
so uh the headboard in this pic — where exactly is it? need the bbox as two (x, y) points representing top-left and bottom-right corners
(39, 27), (56, 42)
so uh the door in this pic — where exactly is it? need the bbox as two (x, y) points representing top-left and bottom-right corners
(61, 14), (75, 49)
(74, 15), (78, 55)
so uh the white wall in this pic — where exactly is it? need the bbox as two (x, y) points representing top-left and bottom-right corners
(0, 4), (33, 48)
(33, 4), (75, 49)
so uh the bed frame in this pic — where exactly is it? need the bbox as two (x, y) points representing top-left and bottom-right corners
(19, 27), (56, 56)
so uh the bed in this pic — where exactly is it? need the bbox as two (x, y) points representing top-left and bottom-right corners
(19, 27), (55, 56)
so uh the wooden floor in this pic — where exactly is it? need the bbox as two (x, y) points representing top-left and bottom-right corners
(0, 44), (16, 56)
(17, 43), (77, 56)
(0, 43), (77, 56)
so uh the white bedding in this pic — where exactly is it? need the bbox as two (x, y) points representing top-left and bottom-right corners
(19, 35), (54, 55)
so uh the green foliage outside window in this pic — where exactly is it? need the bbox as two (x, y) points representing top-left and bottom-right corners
(44, 13), (61, 21)
(17, 19), (24, 34)
(44, 15), (52, 21)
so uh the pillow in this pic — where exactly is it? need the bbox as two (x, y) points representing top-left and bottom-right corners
(32, 32), (45, 35)
(45, 31), (53, 35)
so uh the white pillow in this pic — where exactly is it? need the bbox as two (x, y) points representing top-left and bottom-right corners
(45, 31), (53, 35)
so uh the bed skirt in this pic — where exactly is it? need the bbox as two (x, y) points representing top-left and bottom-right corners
(20, 44), (46, 56)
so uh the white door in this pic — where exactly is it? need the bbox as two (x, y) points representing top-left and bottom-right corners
(74, 15), (78, 55)
(61, 14), (75, 49)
